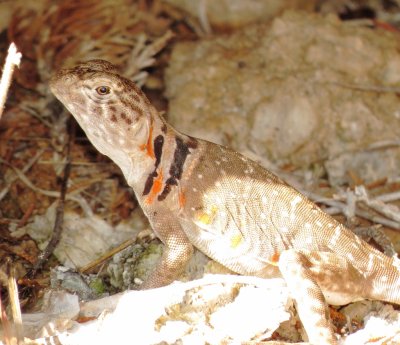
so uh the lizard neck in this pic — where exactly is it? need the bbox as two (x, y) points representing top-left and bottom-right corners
(121, 107), (167, 188)
(126, 107), (199, 209)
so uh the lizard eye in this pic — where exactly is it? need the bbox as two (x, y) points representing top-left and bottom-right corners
(96, 86), (111, 95)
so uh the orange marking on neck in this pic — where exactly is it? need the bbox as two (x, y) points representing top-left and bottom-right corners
(139, 119), (155, 159)
(178, 191), (186, 208)
(145, 168), (163, 205)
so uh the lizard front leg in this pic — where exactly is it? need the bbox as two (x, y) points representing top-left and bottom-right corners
(139, 212), (194, 289)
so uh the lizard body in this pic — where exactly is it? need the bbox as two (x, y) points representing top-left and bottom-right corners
(50, 60), (400, 345)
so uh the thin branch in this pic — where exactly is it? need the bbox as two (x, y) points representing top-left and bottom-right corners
(32, 122), (75, 274)
(376, 190), (400, 203)
(79, 237), (137, 274)
(307, 191), (400, 230)
(354, 185), (400, 223)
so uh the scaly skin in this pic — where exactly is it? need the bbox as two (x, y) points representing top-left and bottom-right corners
(50, 60), (400, 345)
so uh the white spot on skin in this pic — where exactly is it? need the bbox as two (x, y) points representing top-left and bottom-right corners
(355, 236), (363, 244)
(347, 253), (354, 261)
(192, 187), (197, 192)
(198, 174), (203, 179)
(290, 195), (302, 206)
(191, 207), (195, 211)
(118, 138), (125, 145)
(216, 197), (223, 204)
(329, 226), (342, 246)
(367, 256), (374, 271)
(215, 160), (220, 165)
(261, 196), (268, 204)
(215, 181), (221, 187)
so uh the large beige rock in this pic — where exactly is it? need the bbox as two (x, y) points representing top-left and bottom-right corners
(162, 0), (315, 29)
(165, 11), (400, 185)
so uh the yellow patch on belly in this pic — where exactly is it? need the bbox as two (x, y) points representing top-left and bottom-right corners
(230, 233), (243, 248)
(195, 205), (219, 225)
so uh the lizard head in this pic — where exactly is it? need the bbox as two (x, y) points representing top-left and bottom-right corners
(50, 60), (152, 160)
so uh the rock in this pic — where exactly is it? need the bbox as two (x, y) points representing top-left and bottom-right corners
(162, 0), (315, 30)
(165, 11), (400, 185)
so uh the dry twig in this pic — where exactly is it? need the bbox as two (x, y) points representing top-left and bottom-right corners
(32, 123), (75, 274)
(354, 185), (400, 223)
(307, 188), (400, 231)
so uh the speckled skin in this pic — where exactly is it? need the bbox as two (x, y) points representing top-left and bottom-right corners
(50, 60), (400, 345)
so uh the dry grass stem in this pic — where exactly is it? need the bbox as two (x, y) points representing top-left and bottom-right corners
(7, 262), (22, 344)
(0, 43), (22, 119)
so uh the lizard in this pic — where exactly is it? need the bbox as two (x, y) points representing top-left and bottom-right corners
(49, 59), (400, 345)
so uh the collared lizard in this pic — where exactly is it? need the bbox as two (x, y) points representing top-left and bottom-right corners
(50, 60), (400, 345)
